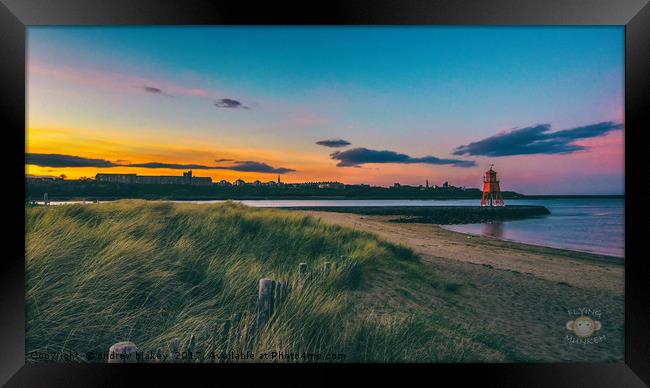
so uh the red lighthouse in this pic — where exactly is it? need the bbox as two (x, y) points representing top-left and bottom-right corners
(481, 165), (504, 207)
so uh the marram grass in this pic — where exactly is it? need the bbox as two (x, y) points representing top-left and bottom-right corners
(26, 200), (493, 362)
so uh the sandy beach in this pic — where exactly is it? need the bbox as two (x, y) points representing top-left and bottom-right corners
(298, 210), (625, 362)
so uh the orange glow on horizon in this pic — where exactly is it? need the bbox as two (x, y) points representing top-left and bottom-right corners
(27, 126), (457, 186)
(26, 124), (625, 191)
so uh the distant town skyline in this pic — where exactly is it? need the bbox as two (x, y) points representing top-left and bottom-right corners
(26, 27), (624, 194)
(27, 169), (469, 190)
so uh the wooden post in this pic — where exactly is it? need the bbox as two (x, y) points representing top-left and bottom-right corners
(186, 334), (195, 363)
(257, 278), (276, 326)
(299, 263), (308, 278)
(280, 280), (287, 301)
(275, 280), (288, 308)
(108, 341), (138, 363)
(169, 337), (180, 363)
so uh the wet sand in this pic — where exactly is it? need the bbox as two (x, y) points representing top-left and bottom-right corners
(298, 210), (625, 361)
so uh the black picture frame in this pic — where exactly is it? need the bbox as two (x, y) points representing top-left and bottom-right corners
(1, 0), (648, 386)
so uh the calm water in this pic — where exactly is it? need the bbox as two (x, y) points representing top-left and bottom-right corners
(442, 198), (624, 258)
(39, 198), (624, 258)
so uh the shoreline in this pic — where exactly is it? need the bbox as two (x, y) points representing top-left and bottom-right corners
(282, 205), (619, 261)
(297, 210), (624, 292)
(26, 194), (623, 201)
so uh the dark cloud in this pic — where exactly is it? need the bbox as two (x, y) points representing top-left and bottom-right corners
(224, 161), (295, 174)
(129, 161), (295, 174)
(316, 139), (351, 148)
(26, 153), (119, 168)
(26, 153), (295, 174)
(143, 86), (163, 94)
(215, 158), (234, 162)
(330, 148), (476, 168)
(128, 162), (218, 170)
(453, 121), (624, 157)
(214, 98), (249, 109)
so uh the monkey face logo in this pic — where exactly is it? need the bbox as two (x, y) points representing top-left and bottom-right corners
(566, 316), (602, 338)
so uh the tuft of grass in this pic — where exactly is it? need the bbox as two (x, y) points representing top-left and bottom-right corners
(26, 200), (488, 362)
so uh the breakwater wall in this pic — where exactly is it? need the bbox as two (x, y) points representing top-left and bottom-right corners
(285, 205), (551, 225)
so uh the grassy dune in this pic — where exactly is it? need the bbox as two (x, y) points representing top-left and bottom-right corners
(26, 200), (496, 362)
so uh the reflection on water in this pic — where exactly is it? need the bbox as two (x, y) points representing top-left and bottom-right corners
(482, 222), (504, 239)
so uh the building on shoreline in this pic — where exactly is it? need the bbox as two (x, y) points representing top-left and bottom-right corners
(95, 170), (212, 186)
(26, 174), (64, 183)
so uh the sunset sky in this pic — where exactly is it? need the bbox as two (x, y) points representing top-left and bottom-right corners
(26, 27), (624, 194)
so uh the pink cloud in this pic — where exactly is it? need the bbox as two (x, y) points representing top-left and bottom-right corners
(29, 62), (217, 98)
